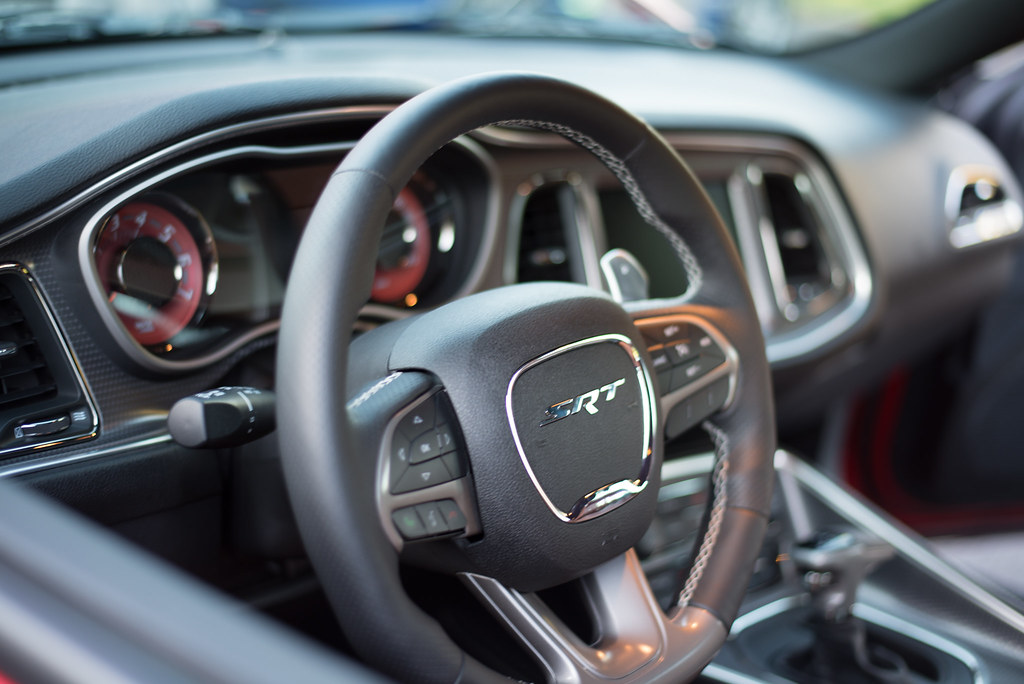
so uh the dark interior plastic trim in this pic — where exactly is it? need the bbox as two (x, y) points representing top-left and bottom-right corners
(792, 0), (1024, 94)
(0, 476), (387, 684)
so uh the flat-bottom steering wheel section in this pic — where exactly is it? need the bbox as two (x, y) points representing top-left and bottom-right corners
(463, 551), (728, 683)
(351, 297), (748, 683)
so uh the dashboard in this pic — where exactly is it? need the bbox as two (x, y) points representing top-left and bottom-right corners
(76, 116), (874, 377)
(0, 31), (1018, 473)
(0, 20), (1023, 684)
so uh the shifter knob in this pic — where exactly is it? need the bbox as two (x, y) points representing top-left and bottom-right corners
(791, 529), (894, 623)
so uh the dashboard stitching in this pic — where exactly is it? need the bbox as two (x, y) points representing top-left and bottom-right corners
(677, 420), (729, 608)
(348, 372), (404, 410)
(496, 119), (703, 301)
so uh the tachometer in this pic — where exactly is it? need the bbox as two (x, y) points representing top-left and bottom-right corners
(93, 195), (217, 348)
(371, 187), (432, 305)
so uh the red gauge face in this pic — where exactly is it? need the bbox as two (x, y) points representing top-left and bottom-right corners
(372, 188), (432, 305)
(94, 200), (209, 347)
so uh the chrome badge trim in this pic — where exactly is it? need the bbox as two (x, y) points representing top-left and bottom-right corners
(505, 334), (657, 524)
(539, 378), (626, 427)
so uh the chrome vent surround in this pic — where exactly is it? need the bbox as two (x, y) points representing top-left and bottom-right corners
(620, 137), (870, 365)
(671, 139), (870, 365)
(945, 164), (1023, 249)
(479, 126), (873, 366)
(744, 158), (852, 334)
(0, 265), (97, 458)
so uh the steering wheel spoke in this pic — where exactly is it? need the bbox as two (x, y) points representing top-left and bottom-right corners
(377, 384), (481, 550)
(462, 550), (727, 684)
(633, 312), (739, 441)
(347, 371), (482, 552)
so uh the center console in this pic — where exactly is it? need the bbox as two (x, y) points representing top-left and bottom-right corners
(640, 450), (1024, 684)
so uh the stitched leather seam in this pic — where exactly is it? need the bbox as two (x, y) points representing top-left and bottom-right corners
(348, 371), (404, 409)
(496, 119), (703, 301)
(677, 421), (729, 608)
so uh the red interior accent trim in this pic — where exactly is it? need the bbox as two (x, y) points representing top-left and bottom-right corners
(842, 368), (1024, 536)
(867, 368), (910, 507)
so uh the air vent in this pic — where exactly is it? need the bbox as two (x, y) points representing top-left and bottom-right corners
(763, 171), (836, 309)
(514, 180), (583, 284)
(0, 266), (96, 457)
(748, 163), (849, 325)
(0, 284), (58, 408)
(946, 165), (1023, 248)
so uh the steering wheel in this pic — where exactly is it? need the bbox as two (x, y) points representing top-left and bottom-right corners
(276, 72), (775, 683)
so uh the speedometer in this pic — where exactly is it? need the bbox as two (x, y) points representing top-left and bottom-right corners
(93, 195), (218, 348)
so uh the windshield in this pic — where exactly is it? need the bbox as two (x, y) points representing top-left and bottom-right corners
(0, 0), (938, 53)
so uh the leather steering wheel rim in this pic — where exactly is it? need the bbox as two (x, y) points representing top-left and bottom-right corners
(276, 72), (776, 683)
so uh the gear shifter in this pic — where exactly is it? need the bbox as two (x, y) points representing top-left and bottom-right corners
(790, 529), (909, 683)
(793, 528), (894, 623)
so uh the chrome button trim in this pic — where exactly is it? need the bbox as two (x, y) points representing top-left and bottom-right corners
(634, 314), (740, 425)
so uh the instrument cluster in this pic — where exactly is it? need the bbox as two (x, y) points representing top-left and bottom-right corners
(84, 140), (486, 371)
